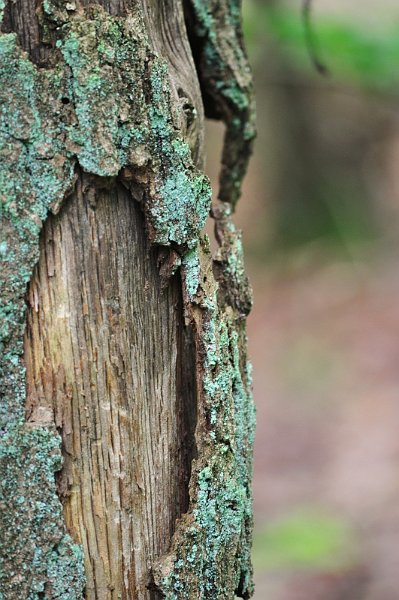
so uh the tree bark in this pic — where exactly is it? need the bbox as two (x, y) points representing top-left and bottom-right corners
(0, 0), (256, 598)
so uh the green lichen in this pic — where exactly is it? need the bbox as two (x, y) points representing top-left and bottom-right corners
(155, 170), (210, 247)
(188, 0), (256, 207)
(57, 16), (147, 175)
(41, 538), (86, 599)
(214, 219), (253, 315)
(146, 62), (212, 247)
(0, 422), (85, 598)
(182, 248), (202, 300)
(0, 32), (75, 428)
(156, 242), (255, 599)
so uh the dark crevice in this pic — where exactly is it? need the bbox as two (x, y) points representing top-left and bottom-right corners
(176, 289), (198, 515)
(182, 0), (222, 121)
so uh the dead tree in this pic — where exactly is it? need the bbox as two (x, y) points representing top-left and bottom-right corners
(0, 0), (256, 597)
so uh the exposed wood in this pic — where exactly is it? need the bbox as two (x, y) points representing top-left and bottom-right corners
(25, 174), (196, 599)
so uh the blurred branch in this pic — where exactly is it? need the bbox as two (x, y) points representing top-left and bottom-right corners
(302, 0), (330, 76)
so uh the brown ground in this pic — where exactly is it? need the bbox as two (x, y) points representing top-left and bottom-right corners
(249, 253), (399, 599)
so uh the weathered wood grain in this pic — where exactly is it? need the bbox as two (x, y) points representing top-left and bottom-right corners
(25, 174), (196, 599)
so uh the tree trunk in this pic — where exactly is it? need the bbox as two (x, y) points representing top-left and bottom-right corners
(0, 0), (256, 599)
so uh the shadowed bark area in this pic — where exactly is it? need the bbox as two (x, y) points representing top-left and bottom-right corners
(24, 174), (197, 599)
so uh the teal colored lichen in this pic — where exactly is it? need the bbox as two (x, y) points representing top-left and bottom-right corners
(191, 0), (250, 107)
(157, 242), (255, 599)
(0, 0), (5, 27)
(224, 225), (245, 278)
(182, 248), (202, 300)
(57, 17), (147, 175)
(155, 171), (210, 247)
(0, 422), (85, 598)
(188, 0), (256, 206)
(42, 538), (86, 599)
(146, 62), (212, 247)
(191, 0), (216, 40)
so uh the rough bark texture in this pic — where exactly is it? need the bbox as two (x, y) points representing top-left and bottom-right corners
(0, 0), (256, 598)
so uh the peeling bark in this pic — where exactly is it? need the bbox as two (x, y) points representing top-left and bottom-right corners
(0, 0), (256, 598)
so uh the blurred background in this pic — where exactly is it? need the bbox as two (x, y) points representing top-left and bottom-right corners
(205, 1), (399, 598)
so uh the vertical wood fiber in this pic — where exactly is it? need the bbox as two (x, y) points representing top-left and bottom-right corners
(25, 175), (196, 598)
